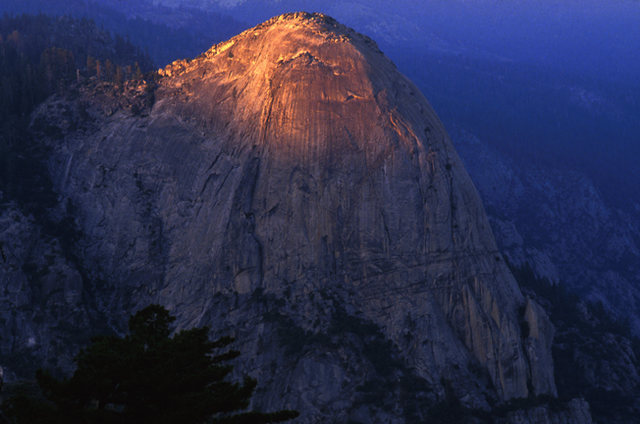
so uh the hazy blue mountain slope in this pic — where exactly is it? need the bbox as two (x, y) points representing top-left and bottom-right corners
(0, 0), (246, 66)
(453, 128), (640, 335)
(392, 49), (640, 209)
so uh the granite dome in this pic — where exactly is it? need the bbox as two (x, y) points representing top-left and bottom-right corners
(11, 12), (586, 422)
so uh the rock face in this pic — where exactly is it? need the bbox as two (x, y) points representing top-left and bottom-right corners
(5, 12), (592, 422)
(0, 206), (88, 378)
(498, 399), (593, 424)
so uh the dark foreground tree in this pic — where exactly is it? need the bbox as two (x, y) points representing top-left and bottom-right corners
(3, 305), (298, 424)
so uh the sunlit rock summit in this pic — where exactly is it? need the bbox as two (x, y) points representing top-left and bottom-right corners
(7, 12), (592, 422)
(153, 10), (555, 400)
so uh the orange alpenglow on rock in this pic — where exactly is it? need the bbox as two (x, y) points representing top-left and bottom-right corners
(155, 11), (555, 399)
(33, 12), (572, 422)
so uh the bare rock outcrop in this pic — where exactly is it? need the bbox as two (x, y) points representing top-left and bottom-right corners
(500, 399), (593, 424)
(0, 204), (96, 379)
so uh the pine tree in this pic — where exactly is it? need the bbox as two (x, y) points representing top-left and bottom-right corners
(115, 66), (123, 86)
(134, 61), (143, 80)
(104, 59), (114, 81)
(86, 55), (96, 77)
(3, 305), (299, 424)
